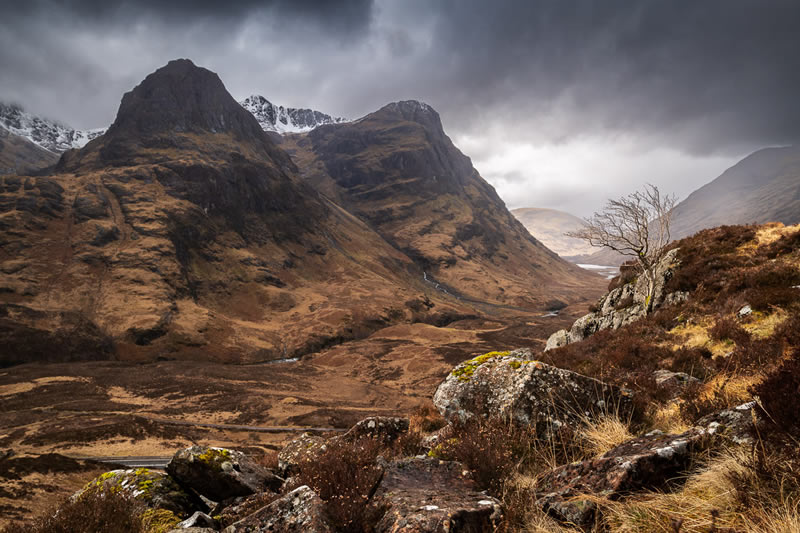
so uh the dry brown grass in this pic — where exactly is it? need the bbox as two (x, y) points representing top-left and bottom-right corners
(580, 414), (635, 457)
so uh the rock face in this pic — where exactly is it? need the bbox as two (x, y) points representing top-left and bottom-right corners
(433, 348), (632, 433)
(223, 485), (333, 533)
(536, 427), (712, 528)
(167, 446), (283, 502)
(370, 457), (501, 533)
(545, 248), (681, 350)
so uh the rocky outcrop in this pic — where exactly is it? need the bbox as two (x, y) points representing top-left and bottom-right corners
(167, 446), (283, 502)
(546, 248), (682, 350)
(433, 348), (632, 434)
(536, 427), (712, 528)
(369, 457), (502, 533)
(222, 485), (333, 533)
(698, 401), (757, 445)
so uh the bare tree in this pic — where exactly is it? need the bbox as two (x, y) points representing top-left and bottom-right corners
(567, 184), (677, 312)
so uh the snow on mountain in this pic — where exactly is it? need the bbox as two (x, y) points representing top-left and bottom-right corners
(239, 95), (349, 134)
(0, 103), (106, 153)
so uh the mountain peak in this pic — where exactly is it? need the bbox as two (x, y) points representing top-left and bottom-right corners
(376, 100), (442, 131)
(105, 59), (266, 141)
(240, 95), (348, 134)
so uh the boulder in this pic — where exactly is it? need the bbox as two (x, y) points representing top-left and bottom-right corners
(223, 485), (333, 533)
(78, 468), (200, 519)
(277, 433), (327, 477)
(167, 446), (283, 502)
(214, 492), (280, 528)
(433, 348), (632, 434)
(544, 329), (569, 351)
(536, 427), (711, 528)
(338, 416), (409, 445)
(369, 457), (501, 533)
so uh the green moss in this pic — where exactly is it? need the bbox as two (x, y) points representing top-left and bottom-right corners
(197, 447), (232, 471)
(141, 509), (181, 533)
(451, 351), (511, 381)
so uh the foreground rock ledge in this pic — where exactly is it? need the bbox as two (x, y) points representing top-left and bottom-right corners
(433, 348), (632, 433)
(223, 485), (333, 533)
(369, 457), (502, 532)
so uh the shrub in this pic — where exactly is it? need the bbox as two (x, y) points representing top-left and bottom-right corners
(2, 490), (146, 533)
(295, 437), (384, 532)
(709, 317), (751, 345)
(608, 261), (640, 292)
(751, 349), (800, 440)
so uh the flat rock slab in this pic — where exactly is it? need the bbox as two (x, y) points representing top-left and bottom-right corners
(536, 427), (710, 528)
(370, 457), (501, 532)
(167, 446), (283, 502)
(223, 485), (333, 533)
(434, 348), (632, 435)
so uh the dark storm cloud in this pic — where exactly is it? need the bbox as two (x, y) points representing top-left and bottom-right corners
(421, 0), (800, 153)
(0, 0), (797, 173)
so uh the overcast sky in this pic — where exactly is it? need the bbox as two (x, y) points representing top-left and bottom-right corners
(1, 0), (798, 217)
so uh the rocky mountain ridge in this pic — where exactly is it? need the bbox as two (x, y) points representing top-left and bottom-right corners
(0, 103), (105, 153)
(239, 95), (348, 134)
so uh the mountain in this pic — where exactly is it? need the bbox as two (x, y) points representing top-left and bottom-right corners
(0, 127), (59, 173)
(0, 60), (599, 366)
(511, 207), (595, 257)
(240, 95), (348, 134)
(0, 59), (429, 364)
(281, 100), (596, 308)
(0, 102), (106, 153)
(670, 145), (800, 239)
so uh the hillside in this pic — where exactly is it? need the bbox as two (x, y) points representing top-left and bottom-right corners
(0, 127), (58, 173)
(4, 222), (798, 532)
(511, 207), (595, 257)
(670, 145), (800, 239)
(281, 100), (595, 309)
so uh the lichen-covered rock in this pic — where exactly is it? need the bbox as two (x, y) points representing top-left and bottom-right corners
(338, 416), (409, 445)
(544, 329), (569, 351)
(77, 468), (200, 520)
(223, 485), (333, 533)
(652, 369), (700, 388)
(433, 348), (632, 434)
(277, 433), (326, 477)
(546, 248), (680, 350)
(369, 457), (501, 533)
(167, 446), (283, 502)
(536, 427), (711, 528)
(698, 401), (757, 445)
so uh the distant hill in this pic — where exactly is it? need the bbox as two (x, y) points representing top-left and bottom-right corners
(670, 145), (800, 239)
(511, 207), (595, 257)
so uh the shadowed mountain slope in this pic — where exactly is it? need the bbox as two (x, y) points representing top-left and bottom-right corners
(0, 127), (58, 174)
(282, 100), (596, 308)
